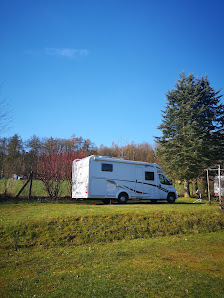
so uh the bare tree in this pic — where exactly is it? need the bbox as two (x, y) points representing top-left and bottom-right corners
(97, 141), (155, 162)
(36, 152), (87, 200)
(0, 83), (12, 134)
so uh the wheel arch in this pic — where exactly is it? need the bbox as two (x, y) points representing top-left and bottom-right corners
(167, 192), (176, 199)
(117, 192), (129, 204)
(116, 190), (129, 200)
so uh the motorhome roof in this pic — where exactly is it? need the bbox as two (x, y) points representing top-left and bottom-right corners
(88, 155), (162, 169)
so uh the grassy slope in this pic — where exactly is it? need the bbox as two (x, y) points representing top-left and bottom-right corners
(0, 201), (223, 297)
(0, 200), (223, 249)
(0, 232), (223, 297)
(0, 198), (220, 226)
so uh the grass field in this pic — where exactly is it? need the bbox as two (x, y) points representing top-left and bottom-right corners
(0, 199), (224, 297)
(0, 179), (71, 198)
(1, 232), (223, 297)
(0, 179), (206, 199)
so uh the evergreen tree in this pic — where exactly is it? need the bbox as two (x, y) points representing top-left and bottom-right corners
(0, 137), (8, 177)
(4, 134), (23, 177)
(155, 72), (224, 195)
(25, 135), (43, 174)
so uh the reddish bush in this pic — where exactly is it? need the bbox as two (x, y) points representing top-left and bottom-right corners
(36, 152), (86, 199)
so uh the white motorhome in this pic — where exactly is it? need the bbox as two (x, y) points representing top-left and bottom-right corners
(72, 155), (178, 204)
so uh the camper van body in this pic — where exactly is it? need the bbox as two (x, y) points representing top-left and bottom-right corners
(72, 155), (178, 203)
(214, 176), (224, 197)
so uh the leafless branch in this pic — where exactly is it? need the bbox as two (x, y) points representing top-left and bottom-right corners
(0, 83), (13, 133)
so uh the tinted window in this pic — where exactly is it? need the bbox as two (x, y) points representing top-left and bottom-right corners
(101, 163), (113, 172)
(145, 171), (154, 181)
(159, 174), (170, 185)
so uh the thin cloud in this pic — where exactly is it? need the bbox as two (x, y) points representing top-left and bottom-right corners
(45, 48), (89, 58)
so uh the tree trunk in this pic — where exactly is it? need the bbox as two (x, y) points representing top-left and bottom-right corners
(4, 178), (7, 197)
(184, 180), (190, 197)
(201, 176), (207, 197)
(193, 179), (198, 197)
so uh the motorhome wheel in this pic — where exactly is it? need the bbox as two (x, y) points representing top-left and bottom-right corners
(118, 193), (128, 204)
(167, 193), (176, 204)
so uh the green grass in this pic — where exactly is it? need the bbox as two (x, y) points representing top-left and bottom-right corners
(0, 199), (223, 249)
(0, 197), (220, 226)
(0, 201), (223, 297)
(0, 231), (223, 297)
(0, 179), (71, 198)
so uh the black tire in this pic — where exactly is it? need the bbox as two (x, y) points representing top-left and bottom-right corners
(167, 193), (176, 204)
(118, 192), (128, 204)
(102, 198), (110, 204)
(150, 199), (157, 203)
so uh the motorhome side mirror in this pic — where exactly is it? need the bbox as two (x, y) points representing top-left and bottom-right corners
(169, 180), (173, 185)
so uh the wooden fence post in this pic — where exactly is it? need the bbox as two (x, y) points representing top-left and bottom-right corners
(15, 171), (33, 200)
(28, 171), (33, 200)
(218, 165), (222, 210)
(207, 169), (211, 205)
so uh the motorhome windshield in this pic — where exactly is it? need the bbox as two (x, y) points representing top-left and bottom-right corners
(159, 174), (172, 185)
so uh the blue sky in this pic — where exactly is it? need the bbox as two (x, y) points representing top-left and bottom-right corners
(1, 0), (224, 148)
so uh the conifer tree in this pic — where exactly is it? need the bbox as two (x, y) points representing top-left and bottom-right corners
(155, 72), (224, 196)
(4, 134), (24, 177)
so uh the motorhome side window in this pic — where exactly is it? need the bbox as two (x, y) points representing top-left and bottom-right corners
(159, 174), (170, 185)
(101, 163), (113, 172)
(145, 171), (154, 181)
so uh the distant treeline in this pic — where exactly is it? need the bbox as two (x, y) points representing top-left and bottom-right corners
(0, 134), (157, 179)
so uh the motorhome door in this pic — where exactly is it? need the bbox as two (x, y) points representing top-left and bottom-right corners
(157, 173), (169, 199)
(135, 167), (143, 197)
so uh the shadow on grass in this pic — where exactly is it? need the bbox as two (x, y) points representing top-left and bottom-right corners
(87, 199), (207, 206)
(0, 194), (211, 206)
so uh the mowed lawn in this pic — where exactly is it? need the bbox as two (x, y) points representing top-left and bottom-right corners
(0, 199), (224, 297)
(0, 232), (224, 297)
(0, 197), (220, 226)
